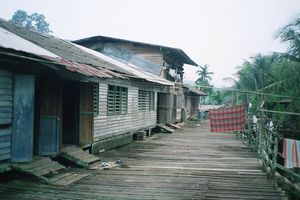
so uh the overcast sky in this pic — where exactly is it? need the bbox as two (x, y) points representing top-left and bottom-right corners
(1, 0), (300, 87)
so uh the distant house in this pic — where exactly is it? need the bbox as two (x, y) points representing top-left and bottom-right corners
(0, 19), (172, 162)
(183, 84), (207, 119)
(73, 35), (198, 124)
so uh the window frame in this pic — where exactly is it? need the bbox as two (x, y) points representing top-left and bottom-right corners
(93, 83), (99, 116)
(107, 85), (128, 116)
(138, 90), (155, 111)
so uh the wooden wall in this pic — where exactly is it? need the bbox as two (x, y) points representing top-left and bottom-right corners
(116, 43), (164, 67)
(191, 96), (200, 116)
(184, 95), (192, 118)
(0, 70), (12, 161)
(101, 44), (163, 76)
(157, 93), (173, 124)
(93, 79), (160, 141)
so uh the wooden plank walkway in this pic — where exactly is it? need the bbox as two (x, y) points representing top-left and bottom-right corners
(0, 120), (286, 199)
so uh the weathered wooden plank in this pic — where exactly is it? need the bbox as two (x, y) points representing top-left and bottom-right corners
(0, 120), (285, 199)
(0, 70), (12, 76)
(38, 117), (60, 156)
(0, 128), (11, 136)
(168, 123), (182, 130)
(11, 75), (35, 162)
(156, 123), (175, 133)
(60, 146), (100, 167)
(0, 101), (12, 107)
(0, 106), (12, 112)
(0, 153), (10, 160)
(0, 89), (12, 95)
(0, 82), (12, 89)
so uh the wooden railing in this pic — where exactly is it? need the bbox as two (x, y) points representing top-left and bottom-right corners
(238, 120), (300, 197)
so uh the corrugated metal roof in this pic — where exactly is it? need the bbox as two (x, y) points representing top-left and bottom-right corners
(0, 19), (171, 85)
(40, 56), (119, 78)
(0, 27), (59, 58)
(73, 43), (173, 86)
(183, 84), (207, 96)
(0, 26), (121, 79)
(0, 19), (132, 76)
(73, 35), (198, 66)
(0, 19), (127, 79)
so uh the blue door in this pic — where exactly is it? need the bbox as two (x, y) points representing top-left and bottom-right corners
(11, 75), (35, 162)
(39, 116), (60, 156)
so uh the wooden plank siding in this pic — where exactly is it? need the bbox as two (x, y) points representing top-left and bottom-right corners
(191, 96), (200, 116)
(100, 44), (163, 76)
(0, 70), (12, 161)
(11, 75), (35, 162)
(93, 80), (160, 141)
(116, 43), (165, 67)
(184, 95), (192, 118)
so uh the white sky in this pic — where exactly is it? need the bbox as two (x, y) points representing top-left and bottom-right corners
(1, 0), (300, 87)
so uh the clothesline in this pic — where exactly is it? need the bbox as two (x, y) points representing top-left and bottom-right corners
(195, 84), (300, 99)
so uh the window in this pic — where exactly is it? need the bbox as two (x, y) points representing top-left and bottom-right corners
(138, 90), (154, 111)
(93, 83), (99, 115)
(107, 85), (128, 115)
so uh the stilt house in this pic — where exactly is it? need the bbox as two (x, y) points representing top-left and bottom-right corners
(73, 36), (198, 124)
(0, 19), (172, 163)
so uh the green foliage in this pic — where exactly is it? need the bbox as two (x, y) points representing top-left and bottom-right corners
(209, 90), (223, 105)
(195, 64), (213, 94)
(229, 13), (300, 133)
(10, 10), (52, 34)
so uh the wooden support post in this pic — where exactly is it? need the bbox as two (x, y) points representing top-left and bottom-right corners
(148, 128), (152, 137)
(272, 136), (278, 178)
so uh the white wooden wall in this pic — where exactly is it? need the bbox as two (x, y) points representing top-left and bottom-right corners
(93, 79), (159, 141)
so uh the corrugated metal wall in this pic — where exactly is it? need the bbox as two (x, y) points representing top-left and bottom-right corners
(93, 80), (159, 141)
(0, 70), (12, 161)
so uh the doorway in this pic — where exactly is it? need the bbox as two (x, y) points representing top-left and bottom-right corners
(62, 81), (80, 145)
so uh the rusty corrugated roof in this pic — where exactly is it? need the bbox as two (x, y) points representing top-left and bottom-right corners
(42, 56), (120, 78)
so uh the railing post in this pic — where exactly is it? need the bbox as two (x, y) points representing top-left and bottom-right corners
(272, 136), (278, 178)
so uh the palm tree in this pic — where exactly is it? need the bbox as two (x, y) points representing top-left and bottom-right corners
(274, 14), (300, 93)
(195, 64), (213, 94)
(195, 64), (213, 85)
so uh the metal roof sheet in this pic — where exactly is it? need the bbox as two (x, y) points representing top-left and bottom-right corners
(73, 35), (198, 66)
(0, 19), (172, 85)
(40, 56), (118, 78)
(0, 27), (59, 58)
(183, 84), (207, 96)
(73, 43), (173, 86)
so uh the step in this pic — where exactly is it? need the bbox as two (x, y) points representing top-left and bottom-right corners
(11, 156), (65, 180)
(60, 146), (101, 168)
(157, 123), (175, 133)
(168, 123), (183, 130)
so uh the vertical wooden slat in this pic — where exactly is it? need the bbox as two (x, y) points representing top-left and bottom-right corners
(39, 116), (60, 156)
(11, 74), (35, 162)
(0, 70), (12, 161)
(79, 83), (94, 145)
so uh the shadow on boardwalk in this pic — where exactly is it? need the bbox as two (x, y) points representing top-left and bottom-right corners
(0, 120), (286, 199)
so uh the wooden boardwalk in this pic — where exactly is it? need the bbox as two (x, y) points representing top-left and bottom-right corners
(0, 120), (286, 199)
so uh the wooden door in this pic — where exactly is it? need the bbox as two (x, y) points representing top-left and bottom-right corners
(11, 75), (35, 162)
(37, 77), (62, 156)
(157, 93), (172, 124)
(79, 83), (94, 145)
(38, 116), (60, 155)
